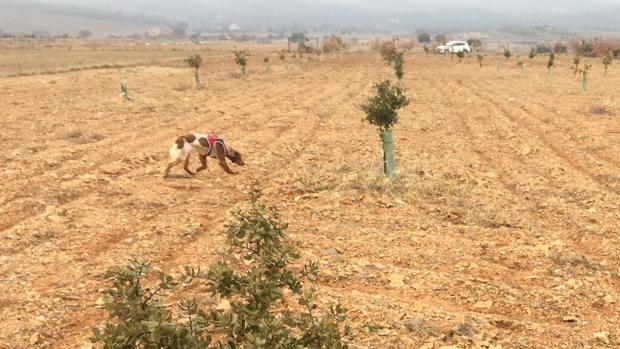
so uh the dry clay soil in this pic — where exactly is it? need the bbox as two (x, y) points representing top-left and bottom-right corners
(1, 53), (619, 348)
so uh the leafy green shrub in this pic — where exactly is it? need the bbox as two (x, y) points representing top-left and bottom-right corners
(379, 40), (398, 64)
(417, 33), (431, 44)
(233, 49), (248, 75)
(185, 54), (203, 87)
(547, 52), (555, 80)
(535, 45), (551, 54)
(361, 79), (409, 132)
(92, 197), (351, 349)
(434, 34), (448, 44)
(572, 56), (591, 92)
(528, 48), (536, 59)
(298, 41), (314, 55)
(392, 51), (404, 80)
(361, 80), (409, 177)
(185, 200), (350, 348)
(503, 49), (511, 59)
(603, 50), (613, 76)
(572, 55), (581, 72)
(570, 39), (595, 57)
(91, 260), (211, 348)
(323, 34), (345, 53)
(467, 38), (482, 50)
(553, 42), (568, 54)
(288, 32), (307, 51)
(516, 56), (524, 76)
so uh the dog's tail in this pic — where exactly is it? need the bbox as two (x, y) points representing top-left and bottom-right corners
(169, 138), (186, 160)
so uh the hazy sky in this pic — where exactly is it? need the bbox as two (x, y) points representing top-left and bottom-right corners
(34, 0), (620, 16)
(6, 0), (620, 33)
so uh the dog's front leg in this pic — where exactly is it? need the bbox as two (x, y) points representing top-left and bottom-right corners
(196, 155), (208, 173)
(215, 143), (236, 174)
(183, 155), (195, 176)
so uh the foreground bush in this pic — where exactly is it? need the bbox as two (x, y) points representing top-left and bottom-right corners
(91, 260), (210, 348)
(92, 197), (350, 348)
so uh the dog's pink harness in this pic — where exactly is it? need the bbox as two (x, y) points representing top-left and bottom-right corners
(205, 134), (227, 156)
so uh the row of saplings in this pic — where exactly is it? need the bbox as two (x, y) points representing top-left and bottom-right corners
(367, 41), (615, 177)
(184, 49), (249, 89)
(91, 192), (351, 348)
(470, 48), (614, 92)
(364, 41), (410, 178)
(121, 48), (313, 99)
(183, 43), (341, 90)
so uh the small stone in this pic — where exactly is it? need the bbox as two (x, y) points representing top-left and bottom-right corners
(45, 159), (59, 167)
(603, 294), (614, 303)
(473, 300), (493, 310)
(321, 248), (341, 256)
(30, 333), (40, 345)
(389, 273), (406, 288)
(562, 315), (578, 322)
(101, 162), (124, 175)
(47, 215), (64, 223)
(216, 299), (231, 312)
(122, 238), (134, 245)
(376, 328), (391, 336)
(593, 331), (610, 344)
(566, 279), (577, 288)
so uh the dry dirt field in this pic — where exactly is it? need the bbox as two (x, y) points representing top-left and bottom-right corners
(0, 45), (619, 349)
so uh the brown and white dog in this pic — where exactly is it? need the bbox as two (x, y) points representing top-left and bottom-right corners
(164, 133), (244, 178)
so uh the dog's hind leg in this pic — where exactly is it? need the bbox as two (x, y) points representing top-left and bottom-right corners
(164, 159), (182, 178)
(196, 155), (208, 173)
(183, 154), (195, 176)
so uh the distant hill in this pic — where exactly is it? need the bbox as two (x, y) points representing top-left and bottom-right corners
(0, 1), (168, 37)
(2, 0), (620, 37)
